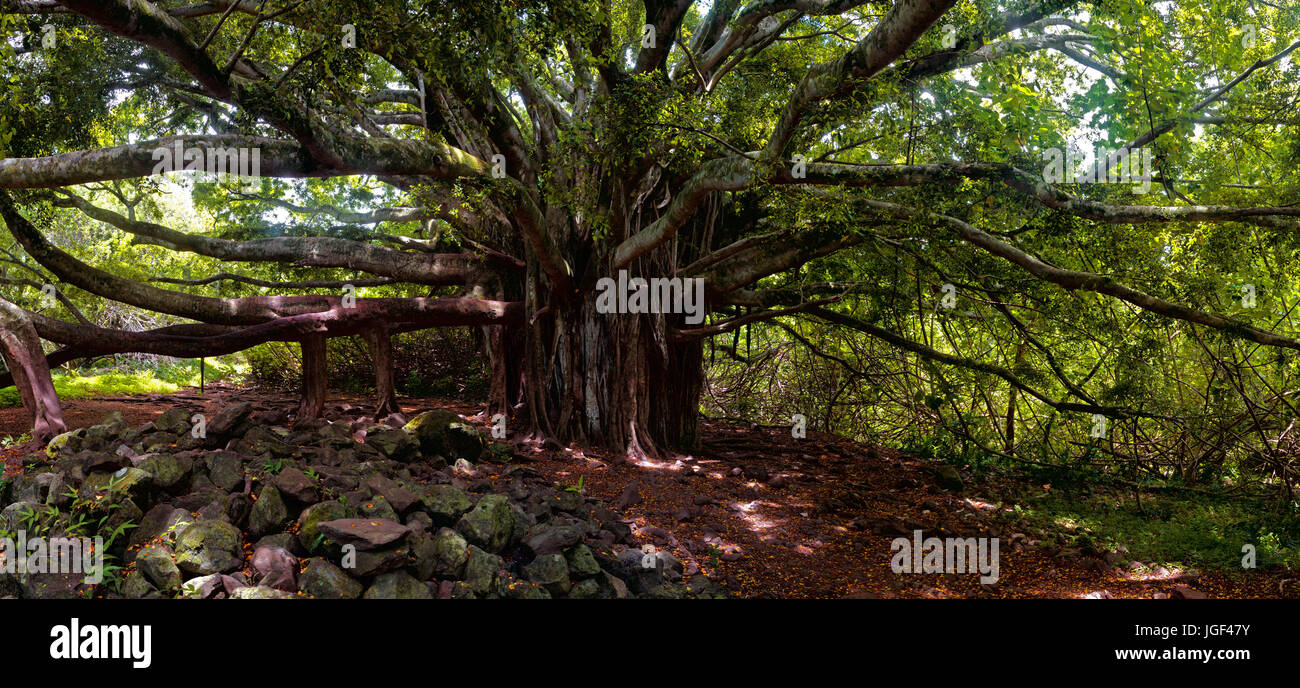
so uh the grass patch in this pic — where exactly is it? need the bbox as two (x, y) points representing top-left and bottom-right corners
(1009, 480), (1300, 571)
(0, 357), (244, 408)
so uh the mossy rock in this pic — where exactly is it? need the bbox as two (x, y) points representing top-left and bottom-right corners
(174, 520), (244, 575)
(403, 410), (485, 461)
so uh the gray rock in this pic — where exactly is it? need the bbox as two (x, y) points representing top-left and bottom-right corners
(298, 558), (362, 599)
(297, 501), (347, 552)
(366, 428), (418, 462)
(174, 520), (244, 575)
(403, 410), (485, 461)
(129, 499), (195, 546)
(523, 524), (583, 555)
(206, 451), (244, 492)
(523, 553), (570, 596)
(81, 467), (151, 504)
(317, 518), (410, 550)
(455, 494), (516, 552)
(364, 571), (434, 599)
(346, 545), (408, 577)
(136, 544), (182, 591)
(206, 402), (254, 443)
(568, 578), (602, 599)
(251, 546), (298, 592)
(248, 485), (289, 539)
(427, 527), (469, 578)
(614, 482), (642, 510)
(365, 474), (420, 514)
(464, 545), (502, 595)
(421, 484), (473, 524)
(565, 544), (602, 579)
(153, 407), (192, 435)
(180, 573), (247, 599)
(122, 570), (160, 599)
(230, 585), (298, 599)
(935, 465), (964, 491)
(359, 495), (399, 521)
(137, 453), (192, 492)
(274, 467), (318, 504)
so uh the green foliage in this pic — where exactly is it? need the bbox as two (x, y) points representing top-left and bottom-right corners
(1012, 481), (1300, 571)
(0, 358), (242, 408)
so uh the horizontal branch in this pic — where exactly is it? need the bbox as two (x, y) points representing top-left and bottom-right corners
(0, 135), (490, 189)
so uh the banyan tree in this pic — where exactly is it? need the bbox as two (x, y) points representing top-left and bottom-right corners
(2, 0), (1300, 467)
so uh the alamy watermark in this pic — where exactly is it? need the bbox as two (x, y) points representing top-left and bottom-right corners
(0, 531), (105, 585)
(151, 140), (260, 192)
(1042, 146), (1154, 194)
(49, 618), (151, 669)
(890, 530), (1000, 584)
(595, 269), (706, 325)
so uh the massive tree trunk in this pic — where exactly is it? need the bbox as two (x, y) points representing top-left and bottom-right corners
(519, 307), (704, 459)
(0, 299), (66, 443)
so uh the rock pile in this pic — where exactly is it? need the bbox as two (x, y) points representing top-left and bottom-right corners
(0, 404), (725, 599)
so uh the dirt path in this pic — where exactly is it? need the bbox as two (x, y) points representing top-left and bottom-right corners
(3, 390), (1294, 598)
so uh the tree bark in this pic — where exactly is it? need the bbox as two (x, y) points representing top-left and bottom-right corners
(524, 300), (703, 459)
(364, 325), (399, 418)
(296, 334), (327, 422)
(0, 299), (66, 443)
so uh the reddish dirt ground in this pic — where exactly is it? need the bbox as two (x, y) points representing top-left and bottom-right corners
(3, 388), (1295, 599)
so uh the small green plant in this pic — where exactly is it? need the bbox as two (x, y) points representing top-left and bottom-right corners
(706, 544), (722, 571)
(262, 457), (284, 474)
(564, 476), (585, 493)
(95, 555), (126, 595)
(1, 432), (31, 448)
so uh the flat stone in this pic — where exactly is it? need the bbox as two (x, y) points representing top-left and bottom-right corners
(316, 518), (410, 550)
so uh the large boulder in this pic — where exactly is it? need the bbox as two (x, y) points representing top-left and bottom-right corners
(174, 520), (244, 575)
(403, 410), (486, 461)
